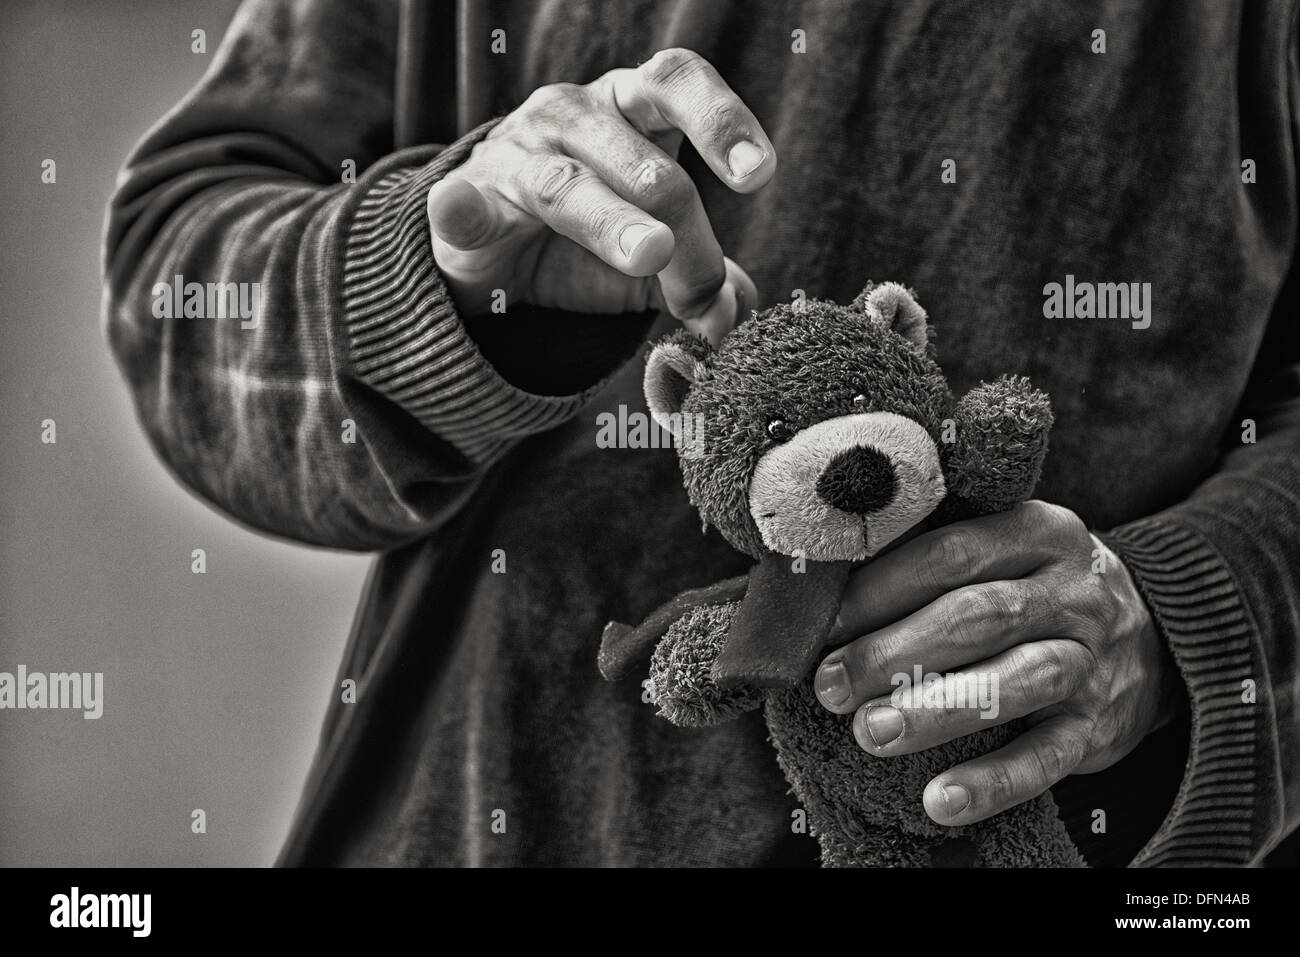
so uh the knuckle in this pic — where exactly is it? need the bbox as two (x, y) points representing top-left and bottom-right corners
(1074, 713), (1102, 751)
(1004, 645), (1044, 702)
(938, 615), (982, 657)
(981, 762), (1016, 808)
(950, 586), (1013, 636)
(530, 156), (588, 209)
(699, 101), (744, 143)
(457, 136), (510, 182)
(631, 157), (694, 215)
(583, 204), (625, 245)
(987, 584), (1024, 623)
(1039, 729), (1085, 783)
(1026, 741), (1064, 787)
(1060, 590), (1105, 642)
(1019, 499), (1054, 522)
(461, 136), (494, 166)
(1060, 572), (1113, 641)
(1029, 644), (1077, 701)
(1017, 579), (1052, 629)
(860, 636), (896, 686)
(923, 529), (981, 586)
(1038, 654), (1070, 702)
(522, 82), (580, 114)
(1034, 500), (1086, 542)
(642, 47), (706, 88)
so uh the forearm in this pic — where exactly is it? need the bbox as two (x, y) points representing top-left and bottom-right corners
(104, 0), (636, 551)
(1100, 372), (1300, 865)
(107, 134), (491, 550)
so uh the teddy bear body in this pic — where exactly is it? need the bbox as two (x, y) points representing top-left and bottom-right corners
(601, 283), (1084, 867)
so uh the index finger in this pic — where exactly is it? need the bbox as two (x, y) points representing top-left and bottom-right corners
(829, 506), (1060, 645)
(601, 49), (777, 192)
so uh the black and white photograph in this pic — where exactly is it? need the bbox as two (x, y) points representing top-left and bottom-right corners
(0, 0), (1295, 935)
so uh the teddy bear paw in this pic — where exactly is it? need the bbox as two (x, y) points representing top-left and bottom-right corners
(648, 602), (766, 727)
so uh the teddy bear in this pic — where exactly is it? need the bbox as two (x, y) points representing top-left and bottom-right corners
(599, 281), (1085, 867)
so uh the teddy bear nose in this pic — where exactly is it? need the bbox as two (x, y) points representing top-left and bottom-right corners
(816, 445), (898, 515)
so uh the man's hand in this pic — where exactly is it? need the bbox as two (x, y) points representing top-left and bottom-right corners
(427, 48), (775, 344)
(813, 501), (1185, 827)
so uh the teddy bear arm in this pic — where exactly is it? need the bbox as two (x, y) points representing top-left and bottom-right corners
(943, 374), (1054, 517)
(598, 574), (750, 680)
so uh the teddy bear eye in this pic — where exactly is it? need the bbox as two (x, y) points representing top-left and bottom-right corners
(766, 418), (794, 442)
(852, 393), (868, 409)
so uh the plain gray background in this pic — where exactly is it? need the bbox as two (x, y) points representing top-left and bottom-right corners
(0, 0), (371, 866)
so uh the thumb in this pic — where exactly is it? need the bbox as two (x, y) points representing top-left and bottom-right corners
(427, 177), (504, 251)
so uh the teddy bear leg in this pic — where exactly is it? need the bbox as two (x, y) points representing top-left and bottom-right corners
(647, 601), (766, 727)
(811, 809), (939, 868)
(765, 684), (941, 867)
(966, 793), (1086, 868)
(764, 686), (1085, 867)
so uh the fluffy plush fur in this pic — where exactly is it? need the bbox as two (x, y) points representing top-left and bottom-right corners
(601, 282), (1082, 867)
(657, 289), (952, 560)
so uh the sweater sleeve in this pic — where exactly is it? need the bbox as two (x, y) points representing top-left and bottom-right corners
(103, 0), (644, 552)
(1094, 314), (1300, 866)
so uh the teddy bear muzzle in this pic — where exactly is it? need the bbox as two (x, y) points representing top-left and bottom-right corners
(748, 411), (946, 561)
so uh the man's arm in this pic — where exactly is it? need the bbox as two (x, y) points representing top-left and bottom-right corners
(815, 364), (1300, 866)
(106, 1), (776, 552)
(104, 0), (635, 551)
(813, 306), (1300, 864)
(1099, 312), (1300, 865)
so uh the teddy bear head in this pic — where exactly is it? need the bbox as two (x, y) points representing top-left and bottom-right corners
(645, 282), (955, 562)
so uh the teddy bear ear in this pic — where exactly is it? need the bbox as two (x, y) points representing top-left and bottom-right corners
(644, 332), (713, 438)
(858, 281), (931, 354)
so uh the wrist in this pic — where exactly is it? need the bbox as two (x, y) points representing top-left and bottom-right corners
(1103, 536), (1188, 735)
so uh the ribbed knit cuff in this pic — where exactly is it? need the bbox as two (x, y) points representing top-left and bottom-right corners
(1098, 516), (1261, 866)
(340, 119), (606, 465)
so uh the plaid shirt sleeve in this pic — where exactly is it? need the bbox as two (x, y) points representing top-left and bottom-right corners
(103, 0), (615, 551)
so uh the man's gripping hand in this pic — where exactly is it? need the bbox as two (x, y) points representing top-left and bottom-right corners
(426, 49), (775, 344)
(814, 502), (1186, 828)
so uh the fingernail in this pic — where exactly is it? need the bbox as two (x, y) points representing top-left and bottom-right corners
(942, 783), (971, 817)
(727, 141), (765, 179)
(863, 705), (903, 747)
(815, 658), (851, 707)
(619, 222), (657, 259)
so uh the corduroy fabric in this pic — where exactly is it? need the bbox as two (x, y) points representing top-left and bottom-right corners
(342, 118), (604, 464)
(1102, 520), (1264, 866)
